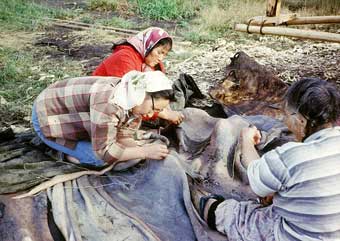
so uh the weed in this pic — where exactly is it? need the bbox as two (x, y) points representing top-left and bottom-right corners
(134, 0), (199, 20)
(0, 0), (71, 30)
(182, 29), (221, 43)
(97, 16), (134, 29)
(79, 15), (96, 24)
(86, 0), (118, 11)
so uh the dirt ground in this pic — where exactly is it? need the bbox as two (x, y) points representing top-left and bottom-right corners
(30, 25), (340, 86)
(1, 19), (339, 123)
(21, 0), (340, 96)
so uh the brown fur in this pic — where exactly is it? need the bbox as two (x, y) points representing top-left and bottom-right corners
(210, 51), (288, 119)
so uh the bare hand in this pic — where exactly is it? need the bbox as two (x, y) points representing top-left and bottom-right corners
(165, 110), (184, 125)
(260, 194), (274, 207)
(240, 125), (261, 145)
(142, 143), (169, 160)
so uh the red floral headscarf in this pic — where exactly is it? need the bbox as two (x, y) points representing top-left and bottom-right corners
(126, 27), (172, 59)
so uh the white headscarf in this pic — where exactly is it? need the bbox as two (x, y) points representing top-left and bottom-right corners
(112, 70), (173, 110)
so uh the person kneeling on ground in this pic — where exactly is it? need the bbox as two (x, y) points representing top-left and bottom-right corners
(93, 27), (183, 125)
(32, 71), (173, 167)
(192, 77), (340, 241)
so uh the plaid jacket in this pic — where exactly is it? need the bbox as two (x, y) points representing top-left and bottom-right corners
(34, 76), (141, 164)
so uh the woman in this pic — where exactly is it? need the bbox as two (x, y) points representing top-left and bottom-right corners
(193, 78), (340, 241)
(93, 27), (183, 124)
(93, 27), (172, 77)
(32, 71), (173, 167)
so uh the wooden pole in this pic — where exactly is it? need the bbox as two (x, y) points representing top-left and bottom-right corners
(266, 0), (281, 17)
(275, 0), (281, 17)
(234, 23), (340, 43)
(248, 15), (340, 26)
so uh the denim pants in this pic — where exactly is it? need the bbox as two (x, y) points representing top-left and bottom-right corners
(32, 106), (104, 166)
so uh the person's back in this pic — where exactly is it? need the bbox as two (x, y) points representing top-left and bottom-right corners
(192, 77), (340, 241)
(258, 127), (340, 240)
(32, 71), (173, 166)
(35, 76), (122, 146)
(92, 45), (143, 77)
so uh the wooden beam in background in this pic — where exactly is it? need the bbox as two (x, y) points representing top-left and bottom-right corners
(234, 23), (340, 43)
(247, 15), (340, 26)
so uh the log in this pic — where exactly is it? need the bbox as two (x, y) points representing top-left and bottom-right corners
(47, 18), (183, 41)
(248, 15), (340, 26)
(52, 22), (131, 37)
(47, 18), (139, 34)
(234, 23), (340, 43)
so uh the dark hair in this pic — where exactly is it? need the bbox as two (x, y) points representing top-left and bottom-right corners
(285, 77), (340, 136)
(145, 37), (172, 57)
(147, 89), (175, 101)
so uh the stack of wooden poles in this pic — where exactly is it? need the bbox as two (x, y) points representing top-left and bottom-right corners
(234, 0), (340, 43)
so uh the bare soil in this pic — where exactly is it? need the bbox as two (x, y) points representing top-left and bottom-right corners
(1, 18), (339, 126)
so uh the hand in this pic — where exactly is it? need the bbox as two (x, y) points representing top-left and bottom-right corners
(164, 110), (184, 125)
(260, 194), (274, 207)
(141, 143), (169, 160)
(240, 125), (261, 145)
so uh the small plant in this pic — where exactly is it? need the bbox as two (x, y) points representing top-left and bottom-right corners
(182, 29), (221, 43)
(79, 15), (96, 24)
(87, 0), (118, 11)
(134, 0), (199, 20)
(98, 16), (134, 29)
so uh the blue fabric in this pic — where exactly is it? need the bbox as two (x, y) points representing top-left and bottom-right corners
(32, 106), (104, 166)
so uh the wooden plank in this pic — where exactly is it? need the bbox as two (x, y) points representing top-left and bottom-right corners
(248, 15), (340, 26)
(234, 23), (340, 43)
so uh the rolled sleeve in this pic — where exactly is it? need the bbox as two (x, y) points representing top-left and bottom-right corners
(247, 149), (288, 197)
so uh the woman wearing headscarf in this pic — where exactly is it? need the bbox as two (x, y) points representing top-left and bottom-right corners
(93, 27), (171, 77)
(93, 27), (184, 124)
(32, 71), (173, 167)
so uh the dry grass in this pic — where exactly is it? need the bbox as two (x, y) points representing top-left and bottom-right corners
(199, 0), (268, 32)
(195, 0), (339, 39)
(0, 30), (37, 50)
(284, 0), (340, 15)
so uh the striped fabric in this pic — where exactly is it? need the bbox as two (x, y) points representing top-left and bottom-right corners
(34, 76), (142, 164)
(248, 127), (340, 241)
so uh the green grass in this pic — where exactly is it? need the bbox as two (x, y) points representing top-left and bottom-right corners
(86, 0), (118, 11)
(0, 47), (83, 108)
(97, 16), (135, 29)
(0, 0), (71, 30)
(133, 0), (198, 20)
